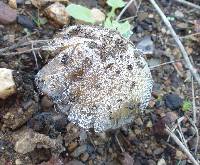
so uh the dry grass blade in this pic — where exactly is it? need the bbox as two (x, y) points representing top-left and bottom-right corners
(149, 0), (200, 86)
(175, 0), (200, 10)
(165, 126), (199, 165)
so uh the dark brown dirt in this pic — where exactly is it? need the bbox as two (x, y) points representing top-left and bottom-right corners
(0, 0), (200, 165)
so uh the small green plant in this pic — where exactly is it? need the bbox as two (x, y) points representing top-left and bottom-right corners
(106, 0), (125, 18)
(66, 4), (95, 23)
(104, 0), (132, 38)
(33, 17), (47, 27)
(182, 100), (192, 112)
(66, 0), (132, 38)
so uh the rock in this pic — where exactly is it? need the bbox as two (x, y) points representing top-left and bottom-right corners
(71, 144), (88, 157)
(3, 100), (38, 130)
(79, 129), (87, 142)
(31, 0), (68, 8)
(35, 25), (153, 132)
(91, 8), (105, 23)
(16, 0), (24, 5)
(157, 158), (166, 165)
(0, 2), (17, 24)
(67, 160), (84, 165)
(0, 68), (16, 99)
(174, 10), (184, 19)
(68, 142), (78, 152)
(3, 34), (15, 43)
(147, 159), (156, 165)
(17, 15), (35, 31)
(0, 140), (13, 155)
(41, 95), (54, 109)
(164, 93), (183, 110)
(80, 152), (89, 162)
(29, 148), (52, 164)
(175, 150), (187, 160)
(135, 118), (143, 126)
(28, 112), (68, 138)
(31, 0), (47, 8)
(120, 152), (134, 165)
(146, 120), (153, 128)
(15, 159), (23, 165)
(45, 2), (70, 26)
(153, 148), (164, 155)
(14, 129), (65, 154)
(165, 112), (178, 123)
(136, 36), (154, 55)
(8, 0), (17, 9)
(176, 22), (188, 29)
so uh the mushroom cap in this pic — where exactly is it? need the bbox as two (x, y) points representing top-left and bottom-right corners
(35, 25), (153, 132)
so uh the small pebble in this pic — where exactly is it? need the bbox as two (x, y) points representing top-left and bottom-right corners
(67, 160), (84, 165)
(41, 95), (54, 109)
(148, 159), (156, 165)
(146, 120), (153, 128)
(174, 10), (184, 19)
(0, 68), (16, 99)
(153, 148), (164, 155)
(68, 142), (78, 152)
(175, 150), (187, 160)
(0, 2), (17, 24)
(15, 159), (23, 165)
(17, 15), (35, 31)
(91, 8), (105, 23)
(45, 2), (70, 26)
(134, 129), (141, 135)
(80, 152), (89, 162)
(16, 0), (24, 5)
(71, 144), (87, 157)
(164, 93), (183, 110)
(136, 36), (154, 54)
(135, 118), (143, 126)
(157, 158), (166, 165)
(8, 0), (17, 9)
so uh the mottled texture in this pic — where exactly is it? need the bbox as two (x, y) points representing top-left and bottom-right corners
(35, 25), (153, 132)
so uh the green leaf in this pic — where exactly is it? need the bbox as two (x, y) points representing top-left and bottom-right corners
(182, 100), (192, 112)
(116, 21), (131, 33)
(104, 18), (113, 28)
(107, 0), (126, 8)
(110, 20), (132, 38)
(66, 4), (95, 23)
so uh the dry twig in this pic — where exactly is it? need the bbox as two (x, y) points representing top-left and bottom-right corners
(31, 42), (39, 69)
(1, 47), (42, 56)
(149, 0), (200, 85)
(191, 76), (197, 123)
(149, 59), (183, 70)
(116, 0), (135, 21)
(119, 0), (142, 22)
(175, 0), (200, 10)
(165, 126), (199, 165)
(186, 116), (199, 156)
(115, 133), (125, 152)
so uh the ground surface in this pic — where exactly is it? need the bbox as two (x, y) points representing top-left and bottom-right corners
(0, 0), (200, 165)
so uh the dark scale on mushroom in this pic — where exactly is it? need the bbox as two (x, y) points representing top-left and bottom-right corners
(35, 25), (153, 132)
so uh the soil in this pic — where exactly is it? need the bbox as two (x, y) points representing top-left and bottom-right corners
(0, 0), (200, 165)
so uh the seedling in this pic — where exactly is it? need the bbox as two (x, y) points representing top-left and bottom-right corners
(66, 4), (95, 23)
(66, 0), (133, 38)
(182, 100), (192, 112)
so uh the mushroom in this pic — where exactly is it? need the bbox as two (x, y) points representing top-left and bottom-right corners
(35, 25), (153, 132)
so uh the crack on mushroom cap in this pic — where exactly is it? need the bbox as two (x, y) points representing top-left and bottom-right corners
(35, 25), (153, 132)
